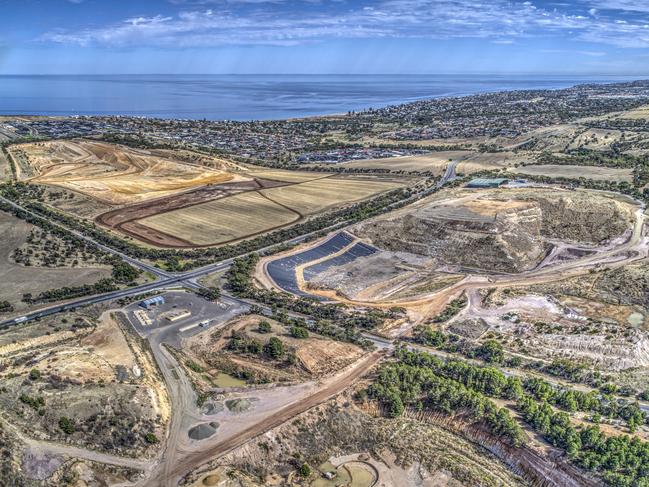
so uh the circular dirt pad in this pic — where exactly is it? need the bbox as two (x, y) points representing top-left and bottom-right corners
(188, 422), (220, 441)
(202, 473), (221, 486)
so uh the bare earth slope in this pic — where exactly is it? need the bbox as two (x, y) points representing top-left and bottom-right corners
(354, 188), (636, 273)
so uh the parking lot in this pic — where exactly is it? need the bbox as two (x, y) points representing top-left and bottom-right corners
(124, 290), (247, 340)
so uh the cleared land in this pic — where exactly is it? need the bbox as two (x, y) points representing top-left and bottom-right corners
(10, 140), (243, 205)
(454, 151), (528, 175)
(510, 164), (633, 182)
(184, 314), (364, 385)
(8, 140), (404, 248)
(96, 179), (281, 247)
(0, 309), (168, 465)
(138, 176), (402, 247)
(617, 104), (649, 120)
(260, 176), (402, 216)
(330, 151), (472, 173)
(139, 191), (301, 246)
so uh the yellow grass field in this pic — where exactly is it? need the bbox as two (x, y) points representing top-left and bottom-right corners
(138, 176), (402, 246)
(139, 191), (301, 246)
(260, 176), (403, 215)
(456, 151), (527, 175)
(617, 105), (649, 120)
(328, 151), (472, 174)
(11, 140), (244, 205)
(566, 128), (623, 151)
(509, 164), (633, 182)
(246, 168), (330, 183)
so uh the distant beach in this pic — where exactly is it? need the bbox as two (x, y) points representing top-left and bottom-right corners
(0, 74), (642, 121)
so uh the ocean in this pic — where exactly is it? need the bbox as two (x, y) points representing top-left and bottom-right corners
(0, 74), (642, 121)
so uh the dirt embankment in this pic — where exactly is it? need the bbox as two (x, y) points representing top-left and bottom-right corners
(501, 190), (636, 244)
(353, 188), (637, 273)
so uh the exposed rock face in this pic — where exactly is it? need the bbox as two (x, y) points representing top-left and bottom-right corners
(357, 198), (547, 273)
(354, 189), (635, 273)
(504, 190), (635, 244)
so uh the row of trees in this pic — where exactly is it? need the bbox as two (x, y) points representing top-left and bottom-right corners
(414, 327), (639, 397)
(524, 377), (646, 432)
(390, 348), (649, 486)
(492, 170), (649, 204)
(414, 327), (507, 364)
(535, 148), (642, 169)
(366, 357), (524, 446)
(413, 328), (647, 429)
(22, 278), (119, 304)
(518, 397), (649, 486)
(17, 256), (140, 305)
(403, 344), (647, 430)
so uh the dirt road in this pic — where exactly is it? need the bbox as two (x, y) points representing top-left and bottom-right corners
(145, 350), (383, 487)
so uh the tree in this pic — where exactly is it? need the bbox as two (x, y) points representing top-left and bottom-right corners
(144, 432), (159, 444)
(58, 416), (75, 435)
(264, 337), (285, 359)
(257, 321), (272, 333)
(290, 325), (309, 339)
(29, 369), (41, 381)
(110, 260), (141, 283)
(299, 463), (311, 478)
(198, 286), (221, 301)
(600, 383), (618, 395)
(249, 304), (264, 315)
(386, 391), (405, 417)
(475, 339), (505, 364)
(415, 327), (447, 347)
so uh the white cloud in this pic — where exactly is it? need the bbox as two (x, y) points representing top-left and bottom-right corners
(585, 1), (649, 13)
(39, 0), (649, 49)
(540, 48), (607, 56)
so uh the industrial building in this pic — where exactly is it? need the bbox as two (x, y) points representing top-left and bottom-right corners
(139, 295), (165, 309)
(465, 178), (509, 189)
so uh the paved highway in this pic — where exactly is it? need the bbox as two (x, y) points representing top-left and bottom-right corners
(438, 159), (458, 187)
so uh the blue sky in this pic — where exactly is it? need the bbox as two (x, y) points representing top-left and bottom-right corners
(1, 0), (649, 74)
